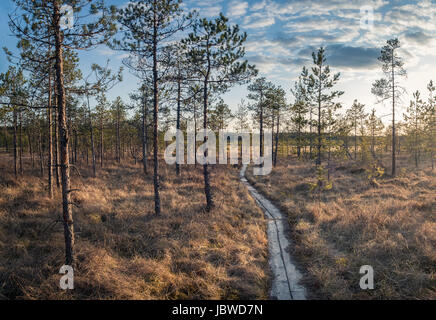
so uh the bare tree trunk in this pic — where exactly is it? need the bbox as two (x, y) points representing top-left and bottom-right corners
(74, 129), (78, 165)
(391, 56), (396, 176)
(309, 107), (313, 159)
(38, 120), (44, 177)
(176, 77), (181, 175)
(87, 95), (96, 177)
(274, 111), (280, 167)
(354, 120), (357, 160)
(328, 133), (331, 181)
(100, 114), (104, 168)
(193, 96), (198, 168)
(27, 130), (34, 169)
(152, 12), (161, 215)
(271, 115), (274, 163)
(203, 77), (213, 211)
(431, 121), (435, 170)
(116, 107), (121, 163)
(260, 92), (264, 160)
(18, 109), (23, 175)
(54, 2), (74, 266)
(431, 105), (435, 170)
(3, 120), (8, 152)
(54, 103), (60, 188)
(48, 71), (53, 198)
(86, 136), (89, 165)
(13, 109), (18, 179)
(142, 87), (148, 175)
(297, 113), (301, 159)
(415, 108), (419, 168)
(316, 66), (322, 166)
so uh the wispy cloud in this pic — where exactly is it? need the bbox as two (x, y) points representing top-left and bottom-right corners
(227, 1), (248, 17)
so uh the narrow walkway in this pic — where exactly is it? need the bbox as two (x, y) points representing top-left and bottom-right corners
(240, 165), (306, 300)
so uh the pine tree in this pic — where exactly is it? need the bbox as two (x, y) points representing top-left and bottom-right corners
(0, 67), (27, 179)
(247, 77), (274, 160)
(290, 73), (309, 159)
(372, 38), (407, 176)
(307, 47), (343, 166)
(9, 0), (117, 266)
(184, 84), (203, 165)
(209, 98), (233, 132)
(234, 99), (249, 133)
(404, 90), (425, 168)
(96, 93), (109, 168)
(5, 26), (56, 197)
(82, 62), (122, 177)
(111, 97), (126, 164)
(346, 99), (367, 160)
(114, 0), (192, 215)
(129, 82), (153, 175)
(424, 80), (436, 170)
(266, 85), (287, 167)
(183, 13), (256, 211)
(365, 109), (384, 158)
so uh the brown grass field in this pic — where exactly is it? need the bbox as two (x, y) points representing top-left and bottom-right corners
(246, 156), (435, 299)
(0, 156), (269, 299)
(1, 151), (435, 300)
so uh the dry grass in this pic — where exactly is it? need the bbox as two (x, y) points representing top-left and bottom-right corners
(246, 156), (435, 300)
(0, 157), (269, 300)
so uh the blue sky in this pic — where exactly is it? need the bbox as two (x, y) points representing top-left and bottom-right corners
(1, 0), (436, 124)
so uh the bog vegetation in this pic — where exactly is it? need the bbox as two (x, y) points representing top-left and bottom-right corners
(0, 0), (434, 300)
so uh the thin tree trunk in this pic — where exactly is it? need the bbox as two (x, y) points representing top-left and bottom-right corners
(391, 55), (396, 176)
(48, 70), (53, 198)
(175, 77), (181, 175)
(271, 115), (274, 163)
(19, 109), (23, 175)
(316, 64), (322, 166)
(260, 91), (264, 160)
(87, 95), (96, 177)
(415, 103), (419, 168)
(54, 102), (60, 188)
(100, 114), (104, 168)
(354, 120), (357, 160)
(142, 87), (148, 175)
(152, 9), (161, 215)
(116, 107), (120, 163)
(54, 1), (74, 266)
(274, 111), (280, 167)
(309, 107), (313, 159)
(431, 117), (435, 170)
(74, 129), (78, 165)
(203, 77), (213, 211)
(3, 121), (8, 152)
(194, 97), (197, 167)
(13, 109), (18, 179)
(86, 136), (89, 165)
(27, 130), (34, 169)
(297, 112), (301, 159)
(38, 120), (44, 177)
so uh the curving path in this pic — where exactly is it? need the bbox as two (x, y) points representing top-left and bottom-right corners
(240, 165), (306, 300)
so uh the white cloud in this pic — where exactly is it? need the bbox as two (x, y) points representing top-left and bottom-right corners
(243, 13), (275, 28)
(251, 0), (266, 11)
(97, 48), (116, 56)
(115, 0), (436, 116)
(227, 1), (248, 17)
(117, 53), (130, 60)
(194, 5), (222, 17)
